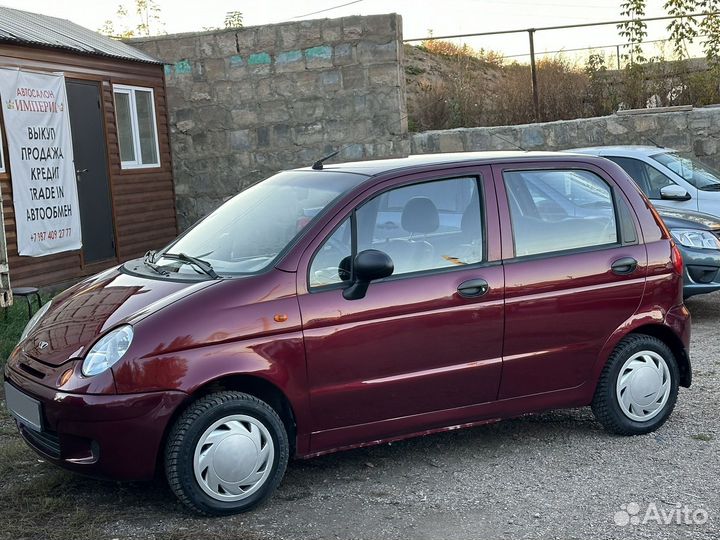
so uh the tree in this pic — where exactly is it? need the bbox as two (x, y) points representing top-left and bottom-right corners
(224, 11), (244, 29)
(98, 0), (164, 38)
(618, 0), (720, 66)
(617, 0), (648, 63)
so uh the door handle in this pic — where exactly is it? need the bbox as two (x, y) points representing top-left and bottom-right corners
(457, 278), (489, 298)
(611, 256), (638, 275)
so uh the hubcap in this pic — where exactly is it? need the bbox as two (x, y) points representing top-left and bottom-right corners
(193, 414), (274, 502)
(616, 351), (671, 422)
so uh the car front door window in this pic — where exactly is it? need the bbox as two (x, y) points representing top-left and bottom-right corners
(308, 218), (352, 288)
(356, 177), (483, 275)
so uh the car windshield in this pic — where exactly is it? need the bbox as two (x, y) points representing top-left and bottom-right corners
(652, 152), (720, 191)
(152, 170), (362, 277)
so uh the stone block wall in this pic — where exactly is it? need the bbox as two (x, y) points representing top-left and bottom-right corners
(129, 14), (408, 229)
(410, 106), (720, 169)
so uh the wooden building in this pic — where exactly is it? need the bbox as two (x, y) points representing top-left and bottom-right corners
(0, 7), (177, 287)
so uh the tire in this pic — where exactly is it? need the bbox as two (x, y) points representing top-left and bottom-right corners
(592, 334), (679, 436)
(165, 391), (289, 515)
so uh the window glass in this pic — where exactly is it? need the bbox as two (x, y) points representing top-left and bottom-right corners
(504, 169), (618, 257)
(652, 152), (720, 191)
(608, 157), (673, 198)
(617, 195), (638, 244)
(157, 171), (361, 276)
(114, 91), (135, 163)
(113, 85), (159, 168)
(356, 177), (483, 275)
(309, 218), (352, 288)
(135, 90), (159, 165)
(0, 128), (5, 173)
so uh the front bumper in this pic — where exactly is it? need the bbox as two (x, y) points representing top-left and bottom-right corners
(679, 244), (720, 298)
(4, 366), (187, 481)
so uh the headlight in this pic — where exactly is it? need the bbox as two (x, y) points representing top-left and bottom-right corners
(19, 300), (51, 342)
(670, 229), (720, 250)
(82, 325), (134, 377)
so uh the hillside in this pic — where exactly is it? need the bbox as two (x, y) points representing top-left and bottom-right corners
(402, 43), (720, 131)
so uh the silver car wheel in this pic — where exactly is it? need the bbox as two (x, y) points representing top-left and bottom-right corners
(616, 350), (671, 422)
(193, 414), (274, 502)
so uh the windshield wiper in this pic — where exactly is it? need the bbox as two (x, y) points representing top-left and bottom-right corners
(161, 252), (219, 279)
(143, 250), (169, 276)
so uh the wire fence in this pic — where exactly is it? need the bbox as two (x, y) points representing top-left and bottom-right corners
(404, 12), (720, 122)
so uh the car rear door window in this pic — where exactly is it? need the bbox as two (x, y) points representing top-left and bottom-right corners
(504, 169), (618, 257)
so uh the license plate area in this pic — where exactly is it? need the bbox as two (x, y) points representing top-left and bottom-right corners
(4, 381), (43, 432)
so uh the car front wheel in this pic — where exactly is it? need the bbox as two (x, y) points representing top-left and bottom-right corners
(165, 391), (289, 515)
(592, 334), (679, 435)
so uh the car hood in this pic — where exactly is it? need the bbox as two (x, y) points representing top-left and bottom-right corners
(22, 263), (218, 366)
(656, 206), (720, 231)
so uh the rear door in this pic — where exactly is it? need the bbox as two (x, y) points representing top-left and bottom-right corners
(493, 160), (648, 399)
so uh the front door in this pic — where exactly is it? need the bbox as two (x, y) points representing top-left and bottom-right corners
(66, 80), (116, 263)
(493, 161), (648, 399)
(297, 168), (505, 451)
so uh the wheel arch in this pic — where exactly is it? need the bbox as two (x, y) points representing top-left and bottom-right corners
(155, 373), (299, 476)
(629, 324), (691, 388)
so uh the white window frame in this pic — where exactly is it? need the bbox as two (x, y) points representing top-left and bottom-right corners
(113, 84), (161, 170)
(0, 127), (6, 174)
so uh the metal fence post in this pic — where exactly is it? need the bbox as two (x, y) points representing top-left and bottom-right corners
(528, 29), (540, 122)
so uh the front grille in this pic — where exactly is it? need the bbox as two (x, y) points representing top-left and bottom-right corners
(20, 424), (61, 458)
(18, 362), (45, 379)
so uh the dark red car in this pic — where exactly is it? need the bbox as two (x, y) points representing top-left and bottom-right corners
(4, 152), (691, 515)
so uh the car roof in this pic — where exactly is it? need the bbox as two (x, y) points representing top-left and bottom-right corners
(294, 151), (596, 177)
(569, 145), (674, 158)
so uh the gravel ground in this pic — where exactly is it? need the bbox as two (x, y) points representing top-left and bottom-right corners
(1, 293), (718, 540)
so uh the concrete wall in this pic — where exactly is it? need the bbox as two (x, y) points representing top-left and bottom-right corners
(130, 14), (408, 229)
(410, 105), (720, 169)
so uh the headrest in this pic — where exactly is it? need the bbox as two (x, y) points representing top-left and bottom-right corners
(401, 197), (439, 234)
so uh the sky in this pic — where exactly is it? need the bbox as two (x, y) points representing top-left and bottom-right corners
(0, 1), (696, 62)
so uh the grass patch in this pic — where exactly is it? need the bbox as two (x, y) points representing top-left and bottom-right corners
(405, 65), (426, 76)
(691, 433), (714, 442)
(1, 293), (52, 367)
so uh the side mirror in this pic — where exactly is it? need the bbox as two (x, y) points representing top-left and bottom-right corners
(342, 249), (394, 300)
(660, 185), (691, 201)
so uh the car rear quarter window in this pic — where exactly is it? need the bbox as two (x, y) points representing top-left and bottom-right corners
(504, 169), (619, 257)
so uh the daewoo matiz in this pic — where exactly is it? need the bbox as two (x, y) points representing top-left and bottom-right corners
(4, 152), (691, 515)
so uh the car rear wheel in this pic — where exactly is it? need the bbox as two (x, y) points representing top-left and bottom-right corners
(165, 391), (289, 515)
(591, 334), (679, 435)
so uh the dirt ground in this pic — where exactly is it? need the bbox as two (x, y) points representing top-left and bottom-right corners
(1, 293), (718, 540)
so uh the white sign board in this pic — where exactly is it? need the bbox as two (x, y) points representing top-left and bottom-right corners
(0, 68), (81, 256)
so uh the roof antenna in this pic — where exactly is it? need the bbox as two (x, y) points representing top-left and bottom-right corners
(312, 150), (340, 170)
(492, 133), (526, 151)
(644, 137), (664, 149)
